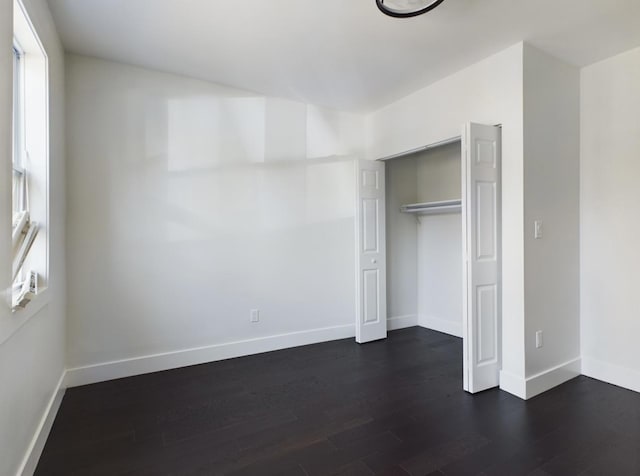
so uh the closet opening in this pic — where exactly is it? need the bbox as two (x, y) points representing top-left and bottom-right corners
(354, 123), (502, 393)
(386, 139), (464, 340)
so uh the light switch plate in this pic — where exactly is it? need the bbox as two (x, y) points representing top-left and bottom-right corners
(250, 309), (260, 323)
(534, 220), (543, 239)
(536, 330), (544, 348)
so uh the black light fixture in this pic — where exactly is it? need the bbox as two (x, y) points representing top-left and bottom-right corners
(376, 0), (445, 18)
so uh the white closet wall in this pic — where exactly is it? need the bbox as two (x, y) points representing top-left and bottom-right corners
(416, 143), (462, 337)
(415, 143), (461, 203)
(386, 157), (418, 327)
(385, 142), (462, 337)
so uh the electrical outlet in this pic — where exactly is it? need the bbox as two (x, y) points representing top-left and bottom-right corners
(535, 330), (544, 349)
(250, 309), (260, 323)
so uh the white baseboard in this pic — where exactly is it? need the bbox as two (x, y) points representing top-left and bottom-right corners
(500, 357), (581, 400)
(387, 314), (418, 330)
(525, 357), (581, 399)
(582, 356), (640, 394)
(18, 371), (66, 476)
(499, 370), (527, 399)
(418, 315), (462, 338)
(64, 324), (355, 388)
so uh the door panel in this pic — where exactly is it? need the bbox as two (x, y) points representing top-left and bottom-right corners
(476, 284), (498, 364)
(356, 160), (387, 343)
(476, 181), (497, 261)
(463, 123), (501, 393)
(363, 269), (380, 323)
(362, 199), (379, 253)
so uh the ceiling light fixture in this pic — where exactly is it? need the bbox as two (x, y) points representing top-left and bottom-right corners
(376, 0), (445, 18)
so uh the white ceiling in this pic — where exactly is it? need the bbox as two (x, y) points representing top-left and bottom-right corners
(47, 0), (640, 112)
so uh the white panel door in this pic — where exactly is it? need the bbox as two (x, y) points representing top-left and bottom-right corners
(462, 123), (501, 393)
(355, 160), (387, 343)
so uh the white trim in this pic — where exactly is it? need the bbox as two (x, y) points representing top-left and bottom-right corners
(12, 0), (51, 310)
(525, 357), (581, 399)
(17, 371), (65, 476)
(499, 369), (527, 399)
(419, 315), (463, 338)
(65, 324), (355, 388)
(378, 135), (461, 161)
(387, 314), (418, 330)
(499, 357), (581, 400)
(582, 356), (640, 394)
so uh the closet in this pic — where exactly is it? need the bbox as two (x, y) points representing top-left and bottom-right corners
(354, 123), (502, 393)
(386, 140), (463, 339)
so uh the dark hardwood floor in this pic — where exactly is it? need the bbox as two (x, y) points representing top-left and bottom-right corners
(36, 328), (640, 475)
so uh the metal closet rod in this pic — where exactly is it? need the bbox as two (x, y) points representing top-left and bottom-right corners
(377, 135), (462, 161)
(400, 199), (462, 216)
(402, 199), (461, 210)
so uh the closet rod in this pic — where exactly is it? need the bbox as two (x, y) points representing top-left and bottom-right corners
(400, 199), (462, 216)
(377, 135), (461, 162)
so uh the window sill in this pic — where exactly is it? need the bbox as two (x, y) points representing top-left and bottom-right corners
(0, 287), (51, 345)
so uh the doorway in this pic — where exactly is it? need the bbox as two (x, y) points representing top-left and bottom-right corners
(355, 123), (502, 393)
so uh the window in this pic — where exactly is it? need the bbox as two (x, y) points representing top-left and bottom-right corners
(11, 41), (38, 310)
(11, 0), (49, 311)
(12, 44), (25, 217)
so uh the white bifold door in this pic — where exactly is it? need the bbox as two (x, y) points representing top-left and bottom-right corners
(355, 159), (387, 343)
(355, 123), (501, 394)
(462, 123), (502, 393)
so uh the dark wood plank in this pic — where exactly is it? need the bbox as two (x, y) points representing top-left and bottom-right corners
(34, 328), (640, 475)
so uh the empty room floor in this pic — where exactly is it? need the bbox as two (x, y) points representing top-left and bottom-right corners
(36, 328), (640, 475)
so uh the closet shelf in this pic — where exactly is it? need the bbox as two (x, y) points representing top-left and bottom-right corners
(400, 199), (462, 216)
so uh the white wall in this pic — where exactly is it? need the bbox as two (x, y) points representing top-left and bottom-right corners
(385, 142), (462, 335)
(367, 43), (526, 384)
(415, 143), (461, 203)
(0, 0), (66, 474)
(417, 215), (462, 337)
(385, 156), (418, 326)
(416, 143), (462, 337)
(522, 45), (581, 382)
(65, 55), (364, 382)
(581, 46), (640, 393)
(370, 43), (583, 398)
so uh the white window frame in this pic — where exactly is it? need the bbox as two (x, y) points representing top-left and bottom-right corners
(7, 0), (50, 319)
(12, 42), (27, 286)
(12, 42), (26, 217)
